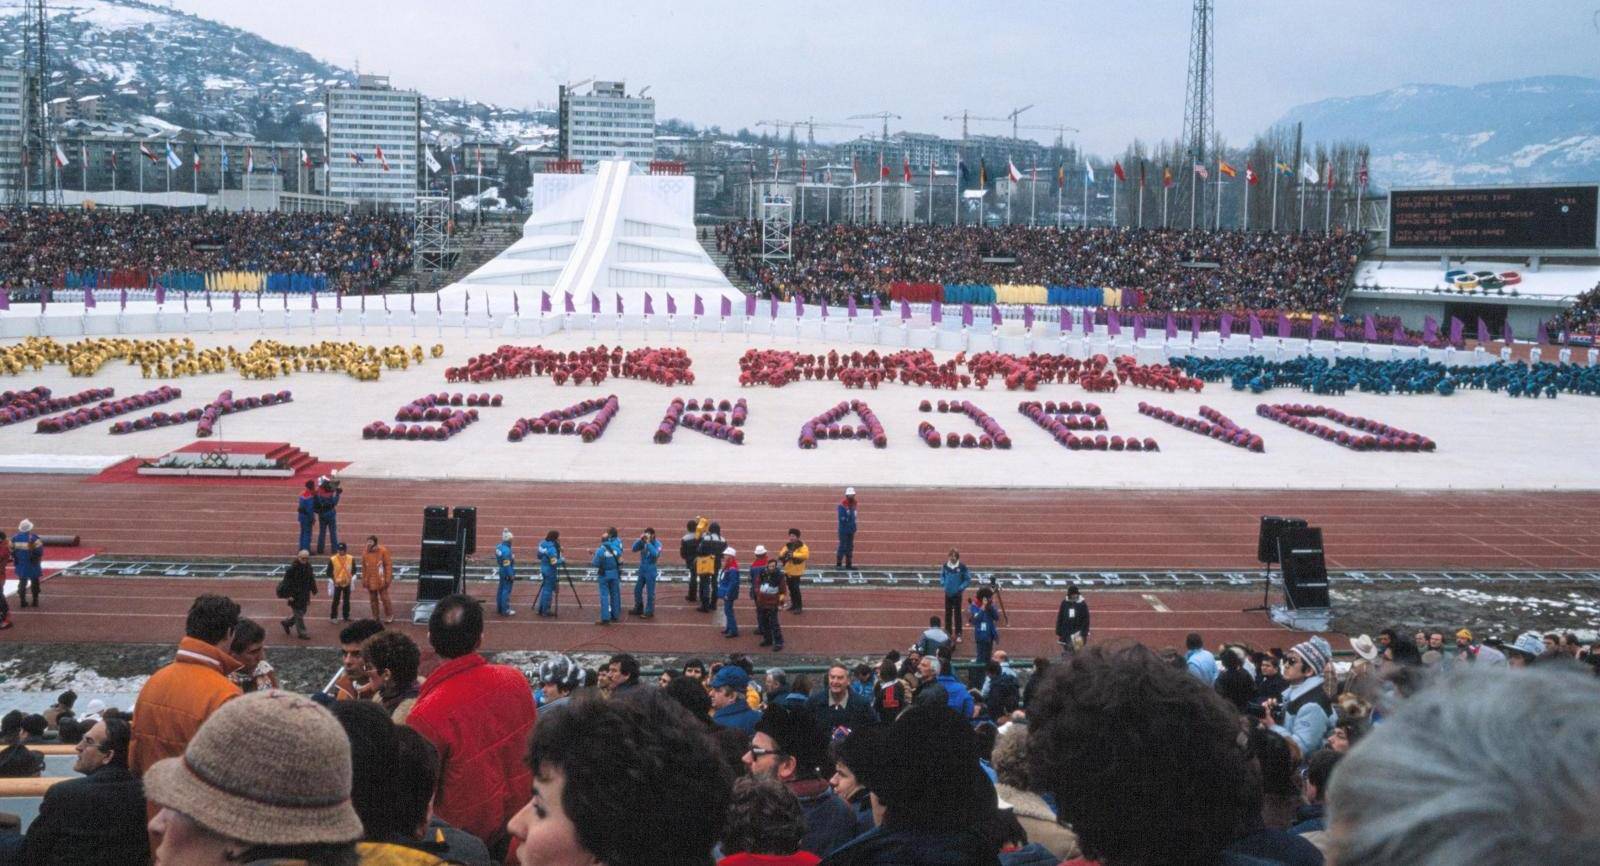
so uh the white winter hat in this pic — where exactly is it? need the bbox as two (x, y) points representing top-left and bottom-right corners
(724, 548), (736, 557)
(754, 545), (768, 556)
(502, 529), (513, 541)
(17, 520), (31, 532)
(844, 487), (856, 496)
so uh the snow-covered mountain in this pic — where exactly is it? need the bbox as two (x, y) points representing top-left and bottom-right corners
(1276, 75), (1600, 188)
(0, 0), (555, 145)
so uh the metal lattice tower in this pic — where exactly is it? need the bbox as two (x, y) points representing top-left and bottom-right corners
(17, 0), (53, 207)
(1180, 0), (1214, 215)
(760, 189), (792, 261)
(414, 196), (453, 271)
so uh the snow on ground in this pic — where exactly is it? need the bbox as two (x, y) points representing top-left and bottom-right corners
(0, 327), (1596, 491)
(69, 0), (175, 31)
(1355, 258), (1599, 299)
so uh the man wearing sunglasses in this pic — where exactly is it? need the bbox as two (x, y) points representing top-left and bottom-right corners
(1264, 636), (1334, 759)
(21, 717), (150, 865)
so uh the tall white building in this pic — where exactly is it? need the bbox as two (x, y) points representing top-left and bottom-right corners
(324, 74), (420, 210)
(0, 65), (25, 200)
(559, 81), (655, 166)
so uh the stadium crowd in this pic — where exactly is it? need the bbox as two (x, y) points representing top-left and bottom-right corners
(1, 588), (1595, 866)
(0, 210), (414, 294)
(1552, 280), (1600, 337)
(716, 223), (1367, 314)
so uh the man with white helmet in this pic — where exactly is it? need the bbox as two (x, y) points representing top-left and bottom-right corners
(10, 519), (43, 609)
(494, 529), (516, 617)
(536, 654), (583, 719)
(1506, 631), (1547, 668)
(836, 487), (859, 569)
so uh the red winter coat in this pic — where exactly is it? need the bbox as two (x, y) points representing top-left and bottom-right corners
(406, 653), (537, 850)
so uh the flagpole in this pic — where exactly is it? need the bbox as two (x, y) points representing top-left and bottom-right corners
(1082, 164), (1089, 230)
(1189, 170), (1196, 230)
(1271, 159), (1279, 232)
(1138, 175), (1144, 228)
(1298, 173), (1306, 233)
(81, 145), (87, 193)
(1215, 172), (1222, 230)
(928, 158), (933, 225)
(1243, 172), (1250, 230)
(1029, 169), (1036, 227)
(1055, 171), (1062, 228)
(1111, 172), (1118, 228)
(1325, 169), (1332, 235)
(1163, 183), (1169, 228)
(139, 144), (144, 193)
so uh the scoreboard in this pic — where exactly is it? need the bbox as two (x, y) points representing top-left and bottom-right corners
(1387, 184), (1599, 254)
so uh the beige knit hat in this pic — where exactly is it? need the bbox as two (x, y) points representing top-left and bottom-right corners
(144, 690), (363, 846)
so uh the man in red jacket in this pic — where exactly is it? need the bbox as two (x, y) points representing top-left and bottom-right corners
(406, 593), (537, 861)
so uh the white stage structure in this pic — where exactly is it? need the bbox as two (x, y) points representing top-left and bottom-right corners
(441, 160), (742, 312)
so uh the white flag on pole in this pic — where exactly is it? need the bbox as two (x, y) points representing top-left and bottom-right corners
(425, 147), (442, 174)
(165, 142), (182, 171)
(1299, 160), (1320, 184)
(53, 142), (69, 167)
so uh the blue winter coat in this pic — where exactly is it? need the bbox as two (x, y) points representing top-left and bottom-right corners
(718, 562), (741, 600)
(10, 532), (42, 579)
(969, 601), (999, 643)
(592, 538), (623, 580)
(494, 541), (515, 579)
(538, 540), (563, 579)
(631, 537), (661, 579)
(936, 673), (975, 719)
(296, 492), (316, 525)
(314, 488), (341, 517)
(837, 502), (857, 536)
(713, 701), (761, 734)
(940, 562), (971, 597)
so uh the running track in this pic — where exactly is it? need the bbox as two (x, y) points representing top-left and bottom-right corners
(9, 575), (1325, 657)
(5, 476), (1599, 571)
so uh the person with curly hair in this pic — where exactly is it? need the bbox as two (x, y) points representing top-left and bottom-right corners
(1026, 643), (1265, 866)
(719, 776), (821, 866)
(506, 690), (732, 866)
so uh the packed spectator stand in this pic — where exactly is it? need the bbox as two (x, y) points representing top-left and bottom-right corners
(0, 210), (414, 298)
(1, 589), (1595, 866)
(1552, 279), (1600, 337)
(717, 222), (1367, 314)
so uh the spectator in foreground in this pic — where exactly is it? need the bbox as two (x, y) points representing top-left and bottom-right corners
(989, 729), (1079, 862)
(535, 654), (583, 719)
(329, 618), (384, 701)
(507, 691), (732, 866)
(1264, 636), (1333, 759)
(129, 593), (242, 777)
(143, 691), (362, 866)
(720, 776), (822, 866)
(1327, 664), (1600, 865)
(808, 664), (879, 736)
(406, 593), (537, 859)
(360, 628), (422, 723)
(21, 716), (148, 865)
(1291, 749), (1340, 857)
(0, 710), (43, 777)
(829, 726), (882, 835)
(228, 618), (279, 693)
(393, 725), (493, 866)
(1185, 632), (1218, 684)
(1027, 644), (1263, 866)
(712, 665), (762, 733)
(747, 703), (861, 858)
(820, 704), (999, 866)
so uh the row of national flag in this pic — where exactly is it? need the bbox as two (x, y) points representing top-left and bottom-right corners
(41, 143), (488, 177)
(945, 155), (1367, 192)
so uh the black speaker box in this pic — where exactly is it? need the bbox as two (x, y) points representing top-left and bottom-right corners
(452, 506), (478, 555)
(1278, 526), (1329, 609)
(1258, 516), (1308, 564)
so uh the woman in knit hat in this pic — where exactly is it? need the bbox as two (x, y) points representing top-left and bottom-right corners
(1263, 635), (1334, 760)
(144, 690), (363, 866)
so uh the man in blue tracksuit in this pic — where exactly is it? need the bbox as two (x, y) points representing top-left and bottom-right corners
(940, 548), (972, 643)
(592, 528), (624, 625)
(836, 487), (858, 568)
(717, 548), (741, 638)
(494, 529), (516, 617)
(537, 530), (564, 617)
(313, 477), (341, 554)
(968, 587), (1000, 670)
(296, 482), (316, 552)
(630, 528), (662, 618)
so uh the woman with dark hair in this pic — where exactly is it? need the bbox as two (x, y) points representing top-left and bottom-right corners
(361, 629), (423, 724)
(507, 690), (732, 866)
(829, 727), (881, 835)
(229, 618), (279, 693)
(1214, 646), (1258, 714)
(719, 776), (820, 866)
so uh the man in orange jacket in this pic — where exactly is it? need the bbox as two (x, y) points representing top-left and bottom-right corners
(129, 594), (243, 778)
(362, 535), (395, 623)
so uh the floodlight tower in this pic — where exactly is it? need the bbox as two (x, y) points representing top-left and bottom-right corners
(1181, 0), (1215, 221)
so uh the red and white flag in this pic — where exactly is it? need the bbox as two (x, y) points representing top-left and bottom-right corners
(376, 146), (390, 172)
(139, 142), (159, 163)
(1006, 159), (1022, 183)
(902, 156), (912, 183)
(245, 146), (255, 174)
(1246, 164), (1259, 186)
(53, 143), (68, 167)
(1112, 161), (1126, 182)
(300, 149), (312, 169)
(1193, 163), (1209, 179)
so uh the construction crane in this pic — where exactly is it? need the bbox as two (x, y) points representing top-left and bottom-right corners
(947, 105), (1037, 141)
(755, 118), (861, 146)
(1000, 104), (1035, 140)
(1017, 123), (1082, 148)
(846, 112), (902, 143)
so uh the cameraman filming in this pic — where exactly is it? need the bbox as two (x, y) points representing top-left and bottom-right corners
(313, 475), (342, 555)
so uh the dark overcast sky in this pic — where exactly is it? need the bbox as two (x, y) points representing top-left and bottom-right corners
(170, 0), (1600, 153)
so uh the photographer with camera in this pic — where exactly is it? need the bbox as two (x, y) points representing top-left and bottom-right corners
(779, 528), (809, 614)
(313, 475), (342, 555)
(631, 527), (662, 618)
(940, 548), (972, 643)
(592, 527), (625, 625)
(536, 530), (565, 617)
(1263, 636), (1334, 758)
(494, 529), (517, 617)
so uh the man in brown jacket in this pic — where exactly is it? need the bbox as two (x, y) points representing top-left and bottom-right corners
(362, 535), (395, 623)
(128, 594), (242, 778)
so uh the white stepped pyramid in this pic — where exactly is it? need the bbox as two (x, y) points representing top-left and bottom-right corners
(441, 160), (743, 312)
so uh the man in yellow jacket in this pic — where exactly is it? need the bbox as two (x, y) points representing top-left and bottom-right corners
(779, 528), (809, 614)
(328, 542), (355, 622)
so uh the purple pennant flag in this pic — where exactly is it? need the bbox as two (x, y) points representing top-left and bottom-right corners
(961, 304), (973, 327)
(233, 292), (241, 312)
(205, 290), (213, 311)
(541, 291), (552, 313)
(644, 293), (655, 316)
(1165, 313), (1177, 340)
(1024, 305), (1035, 330)
(870, 296), (881, 318)
(745, 295), (757, 317)
(1449, 317), (1464, 347)
(0, 290), (8, 311)
(513, 292), (520, 315)
(120, 287), (128, 309)
(1107, 310), (1121, 336)
(1134, 314), (1146, 341)
(1082, 308), (1092, 336)
(720, 296), (732, 318)
(1309, 314), (1321, 341)
(591, 294), (601, 315)
(1502, 320), (1514, 344)
(793, 295), (803, 318)
(848, 295), (858, 318)
(667, 294), (678, 316)
(1536, 320), (1549, 345)
(616, 294), (624, 316)
(311, 290), (318, 311)
(990, 305), (1002, 327)
(1219, 313), (1233, 337)
(336, 290), (343, 312)
(1423, 316), (1438, 344)
(563, 292), (575, 314)
(1390, 322), (1405, 345)
(899, 299), (910, 322)
(1190, 314), (1200, 340)
(84, 288), (96, 308)
(155, 285), (166, 306)
(694, 294), (705, 317)
(463, 292), (470, 315)
(407, 292), (414, 314)
(1363, 315), (1377, 342)
(1333, 318), (1345, 341)
(769, 297), (778, 319)
(1059, 307), (1071, 332)
(1276, 315), (1290, 339)
(1477, 318), (1490, 345)
(930, 300), (942, 324)
(820, 300), (828, 319)
(360, 293), (366, 313)
(182, 291), (190, 313)
(1248, 314), (1263, 340)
